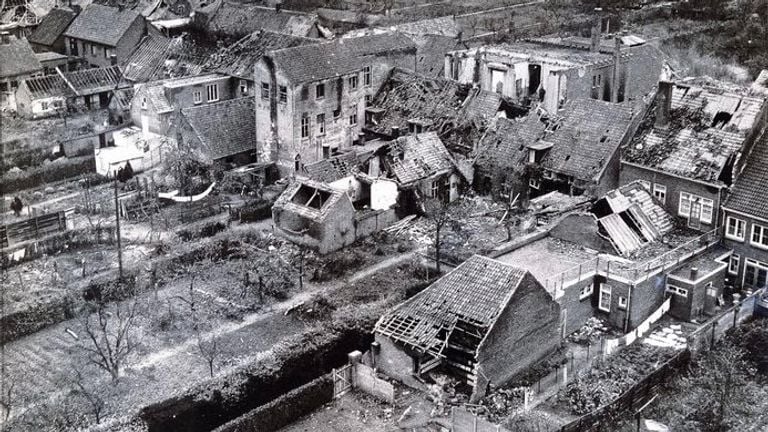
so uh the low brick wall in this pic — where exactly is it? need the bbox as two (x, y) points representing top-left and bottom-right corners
(355, 363), (395, 403)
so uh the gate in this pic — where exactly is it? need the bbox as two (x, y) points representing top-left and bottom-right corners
(332, 364), (353, 398)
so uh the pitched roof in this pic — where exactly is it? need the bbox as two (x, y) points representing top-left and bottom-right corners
(203, 0), (318, 38)
(122, 34), (213, 82)
(474, 115), (547, 172)
(27, 7), (77, 47)
(0, 35), (42, 78)
(383, 132), (455, 185)
(181, 97), (257, 161)
(623, 82), (766, 183)
(375, 255), (531, 356)
(21, 65), (127, 99)
(303, 151), (360, 183)
(204, 30), (319, 80)
(267, 33), (416, 84)
(64, 4), (141, 46)
(540, 98), (635, 181)
(725, 131), (768, 221)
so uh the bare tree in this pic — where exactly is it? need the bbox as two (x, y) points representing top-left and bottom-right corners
(196, 332), (223, 378)
(69, 368), (108, 424)
(0, 376), (14, 423)
(423, 198), (466, 273)
(76, 299), (141, 382)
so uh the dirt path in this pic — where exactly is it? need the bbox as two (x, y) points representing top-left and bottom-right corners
(3, 246), (424, 428)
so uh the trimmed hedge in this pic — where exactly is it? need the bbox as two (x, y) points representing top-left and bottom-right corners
(237, 200), (273, 223)
(212, 375), (333, 432)
(2, 155), (95, 194)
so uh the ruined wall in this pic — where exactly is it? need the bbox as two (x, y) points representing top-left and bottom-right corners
(354, 208), (397, 240)
(549, 213), (614, 254)
(557, 277), (599, 335)
(474, 273), (560, 400)
(619, 163), (723, 231)
(622, 44), (664, 102)
(373, 333), (425, 390)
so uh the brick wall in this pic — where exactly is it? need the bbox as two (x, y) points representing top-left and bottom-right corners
(475, 273), (560, 398)
(373, 333), (425, 390)
(558, 278), (599, 335)
(723, 211), (768, 290)
(627, 276), (665, 329)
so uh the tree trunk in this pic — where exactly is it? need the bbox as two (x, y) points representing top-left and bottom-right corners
(435, 225), (441, 274)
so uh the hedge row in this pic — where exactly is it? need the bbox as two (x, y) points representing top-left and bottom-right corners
(2, 155), (95, 194)
(212, 375), (333, 432)
(236, 200), (273, 223)
(0, 146), (56, 176)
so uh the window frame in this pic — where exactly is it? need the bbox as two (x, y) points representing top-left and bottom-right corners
(751, 223), (768, 250)
(89, 43), (96, 56)
(679, 192), (692, 217)
(639, 180), (651, 191)
(192, 90), (202, 104)
(579, 284), (593, 301)
(315, 83), (325, 100)
(653, 183), (667, 204)
(725, 216), (746, 241)
(316, 113), (325, 135)
(666, 284), (689, 297)
(206, 83), (219, 102)
(744, 258), (768, 287)
(598, 285), (612, 312)
(279, 85), (288, 104)
(260, 82), (270, 100)
(300, 113), (310, 139)
(728, 254), (740, 275)
(348, 112), (357, 126)
(239, 79), (248, 96)
(529, 178), (540, 190)
(348, 75), (358, 90)
(618, 296), (627, 309)
(700, 197), (714, 224)
(363, 66), (371, 87)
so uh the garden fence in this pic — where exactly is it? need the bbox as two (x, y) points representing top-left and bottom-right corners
(686, 288), (765, 354)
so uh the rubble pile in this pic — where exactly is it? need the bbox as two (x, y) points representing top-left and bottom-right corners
(569, 317), (612, 345)
(478, 387), (526, 422)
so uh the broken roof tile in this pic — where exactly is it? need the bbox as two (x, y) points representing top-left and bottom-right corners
(383, 132), (455, 185)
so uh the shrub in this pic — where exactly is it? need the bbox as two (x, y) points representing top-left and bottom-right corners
(237, 199), (273, 223)
(2, 155), (96, 194)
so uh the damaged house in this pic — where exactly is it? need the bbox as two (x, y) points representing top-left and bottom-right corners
(271, 175), (398, 254)
(621, 79), (768, 231)
(121, 33), (216, 83)
(254, 33), (417, 175)
(368, 132), (463, 205)
(474, 98), (639, 200)
(374, 255), (560, 402)
(364, 67), (515, 155)
(195, 1), (324, 39)
(444, 33), (662, 115)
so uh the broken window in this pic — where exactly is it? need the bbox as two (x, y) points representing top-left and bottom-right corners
(294, 154), (302, 172)
(529, 178), (540, 189)
(261, 82), (270, 100)
(653, 183), (666, 204)
(364, 66), (371, 86)
(317, 113), (325, 135)
(301, 114), (310, 138)
(349, 113), (357, 126)
(365, 94), (371, 106)
(490, 68), (505, 94)
(239, 80), (248, 95)
(292, 184), (332, 209)
(301, 86), (309, 100)
(591, 74), (602, 99)
(348, 75), (358, 90)
(579, 284), (593, 300)
(279, 86), (288, 104)
(712, 111), (732, 129)
(316, 83), (325, 99)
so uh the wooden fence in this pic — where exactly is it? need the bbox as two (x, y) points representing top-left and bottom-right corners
(0, 208), (73, 249)
(686, 288), (765, 354)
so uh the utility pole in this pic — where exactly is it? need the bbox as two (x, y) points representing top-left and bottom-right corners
(114, 177), (123, 279)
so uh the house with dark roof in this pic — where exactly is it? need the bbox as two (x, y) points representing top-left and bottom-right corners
(621, 80), (768, 232)
(35, 51), (69, 74)
(444, 33), (662, 114)
(365, 68), (508, 155)
(374, 254), (560, 402)
(176, 96), (257, 166)
(474, 98), (639, 201)
(722, 130), (768, 291)
(204, 29), (319, 99)
(272, 176), (398, 254)
(15, 65), (128, 118)
(196, 0), (322, 39)
(254, 33), (417, 175)
(132, 73), (234, 136)
(0, 33), (43, 109)
(64, 4), (146, 68)
(27, 7), (77, 54)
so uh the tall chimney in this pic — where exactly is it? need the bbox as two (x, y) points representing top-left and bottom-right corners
(590, 15), (601, 52)
(690, 267), (698, 281)
(611, 37), (621, 103)
(655, 81), (673, 130)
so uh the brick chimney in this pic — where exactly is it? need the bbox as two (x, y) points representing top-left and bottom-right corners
(690, 267), (698, 281)
(611, 37), (621, 103)
(590, 16), (601, 52)
(655, 80), (674, 130)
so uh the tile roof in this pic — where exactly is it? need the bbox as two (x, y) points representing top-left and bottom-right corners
(623, 82), (767, 183)
(64, 4), (142, 46)
(267, 33), (416, 84)
(181, 97), (257, 161)
(122, 34), (214, 82)
(273, 178), (348, 223)
(375, 255), (530, 355)
(303, 151), (360, 183)
(137, 83), (173, 114)
(0, 35), (42, 78)
(725, 131), (768, 221)
(203, 0), (318, 38)
(474, 115), (547, 172)
(204, 30), (319, 80)
(383, 132), (455, 185)
(27, 7), (76, 47)
(540, 98), (635, 181)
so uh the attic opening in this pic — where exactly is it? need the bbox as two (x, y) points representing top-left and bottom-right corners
(711, 111), (732, 129)
(291, 184), (331, 209)
(528, 64), (541, 96)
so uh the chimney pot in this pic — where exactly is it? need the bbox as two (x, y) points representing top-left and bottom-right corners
(690, 266), (698, 281)
(655, 81), (674, 129)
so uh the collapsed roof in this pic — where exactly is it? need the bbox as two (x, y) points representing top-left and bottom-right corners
(302, 151), (361, 183)
(122, 33), (216, 82)
(378, 132), (456, 186)
(273, 178), (348, 223)
(21, 65), (126, 99)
